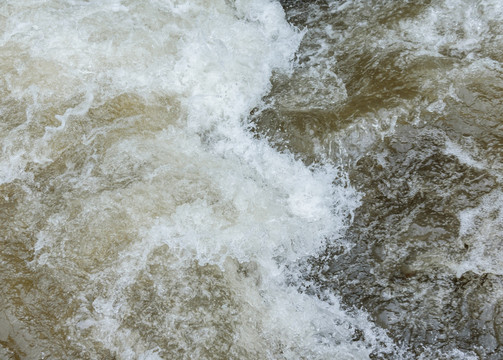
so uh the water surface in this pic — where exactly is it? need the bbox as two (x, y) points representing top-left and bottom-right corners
(1, 0), (503, 359)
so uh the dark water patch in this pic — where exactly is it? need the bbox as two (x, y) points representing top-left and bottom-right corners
(259, 0), (503, 357)
(306, 126), (501, 357)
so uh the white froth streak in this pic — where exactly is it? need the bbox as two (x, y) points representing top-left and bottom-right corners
(454, 190), (503, 277)
(389, 0), (503, 58)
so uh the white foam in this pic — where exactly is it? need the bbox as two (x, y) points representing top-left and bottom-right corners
(1, 0), (393, 358)
(443, 138), (485, 170)
(455, 191), (503, 277)
(395, 0), (503, 58)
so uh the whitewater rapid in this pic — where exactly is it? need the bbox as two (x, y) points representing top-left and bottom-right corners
(0, 0), (393, 358)
(2, 0), (503, 359)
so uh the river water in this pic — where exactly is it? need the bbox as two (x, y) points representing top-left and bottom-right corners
(1, 0), (502, 359)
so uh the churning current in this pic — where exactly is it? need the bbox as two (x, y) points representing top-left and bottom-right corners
(1, 0), (502, 359)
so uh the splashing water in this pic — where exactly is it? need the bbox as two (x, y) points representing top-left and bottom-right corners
(2, 0), (503, 359)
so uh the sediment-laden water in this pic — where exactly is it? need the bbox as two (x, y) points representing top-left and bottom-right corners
(1, 0), (502, 359)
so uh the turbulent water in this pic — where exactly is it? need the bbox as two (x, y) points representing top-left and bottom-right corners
(1, 0), (503, 358)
